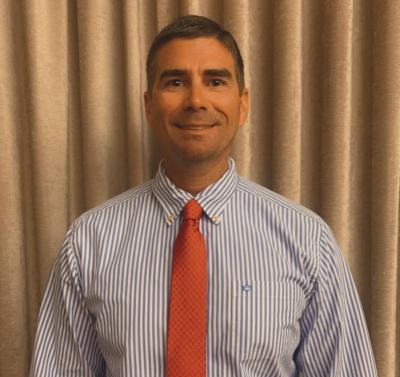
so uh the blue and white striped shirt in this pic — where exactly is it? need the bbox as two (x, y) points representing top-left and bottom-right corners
(30, 159), (377, 376)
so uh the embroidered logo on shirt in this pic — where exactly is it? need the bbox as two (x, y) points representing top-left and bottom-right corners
(241, 283), (252, 293)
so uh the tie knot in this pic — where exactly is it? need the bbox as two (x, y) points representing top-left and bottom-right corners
(183, 199), (203, 221)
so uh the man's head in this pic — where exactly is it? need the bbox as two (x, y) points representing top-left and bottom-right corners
(146, 15), (245, 95)
(144, 15), (249, 175)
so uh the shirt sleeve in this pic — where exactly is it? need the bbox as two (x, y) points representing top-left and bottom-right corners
(295, 224), (378, 376)
(29, 226), (105, 377)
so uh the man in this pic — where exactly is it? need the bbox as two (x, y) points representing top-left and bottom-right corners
(30, 15), (377, 376)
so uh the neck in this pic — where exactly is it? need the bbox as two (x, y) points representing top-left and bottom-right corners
(164, 158), (230, 195)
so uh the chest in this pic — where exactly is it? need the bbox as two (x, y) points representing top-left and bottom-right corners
(83, 221), (311, 375)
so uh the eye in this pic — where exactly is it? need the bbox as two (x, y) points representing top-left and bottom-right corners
(166, 79), (183, 87)
(209, 79), (226, 87)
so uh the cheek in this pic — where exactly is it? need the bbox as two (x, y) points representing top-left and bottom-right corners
(159, 92), (183, 109)
(213, 95), (242, 119)
(150, 105), (172, 127)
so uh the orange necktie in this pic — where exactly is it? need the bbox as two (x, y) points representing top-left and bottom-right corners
(166, 199), (207, 377)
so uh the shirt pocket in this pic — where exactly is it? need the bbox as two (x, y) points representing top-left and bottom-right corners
(229, 280), (302, 369)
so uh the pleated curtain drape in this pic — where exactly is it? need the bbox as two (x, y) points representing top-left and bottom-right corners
(1, 1), (399, 376)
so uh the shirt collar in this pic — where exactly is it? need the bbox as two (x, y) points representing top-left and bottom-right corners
(152, 158), (238, 225)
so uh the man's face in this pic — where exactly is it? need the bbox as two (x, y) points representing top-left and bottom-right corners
(144, 37), (249, 168)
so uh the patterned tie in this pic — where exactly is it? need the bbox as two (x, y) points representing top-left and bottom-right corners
(166, 199), (207, 377)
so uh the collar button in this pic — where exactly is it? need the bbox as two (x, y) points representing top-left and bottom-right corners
(212, 214), (220, 223)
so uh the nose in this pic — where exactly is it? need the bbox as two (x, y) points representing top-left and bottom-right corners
(184, 79), (207, 111)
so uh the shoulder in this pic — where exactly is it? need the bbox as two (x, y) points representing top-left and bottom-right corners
(236, 177), (346, 286)
(72, 180), (155, 229)
(236, 176), (326, 228)
(236, 177), (346, 271)
(236, 177), (339, 258)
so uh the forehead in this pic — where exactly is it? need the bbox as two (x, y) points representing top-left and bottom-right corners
(154, 37), (236, 73)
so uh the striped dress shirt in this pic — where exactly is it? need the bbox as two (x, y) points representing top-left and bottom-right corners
(30, 159), (377, 377)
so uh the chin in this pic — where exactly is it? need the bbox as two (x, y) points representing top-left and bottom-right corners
(174, 148), (227, 166)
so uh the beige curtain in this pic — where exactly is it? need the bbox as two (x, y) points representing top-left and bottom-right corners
(1, 0), (399, 376)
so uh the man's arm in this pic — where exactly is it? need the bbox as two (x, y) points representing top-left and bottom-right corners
(295, 224), (378, 376)
(30, 227), (105, 377)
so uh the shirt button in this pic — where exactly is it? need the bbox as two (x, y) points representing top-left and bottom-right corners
(212, 214), (220, 223)
(167, 214), (174, 223)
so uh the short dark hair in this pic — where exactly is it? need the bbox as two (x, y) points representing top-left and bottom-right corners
(146, 15), (245, 94)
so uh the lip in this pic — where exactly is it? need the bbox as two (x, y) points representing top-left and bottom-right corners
(174, 123), (217, 130)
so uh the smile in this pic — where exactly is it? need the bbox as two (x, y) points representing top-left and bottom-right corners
(175, 123), (216, 130)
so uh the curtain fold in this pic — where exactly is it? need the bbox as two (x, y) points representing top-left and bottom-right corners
(370, 1), (400, 375)
(272, 0), (303, 202)
(1, 1), (399, 376)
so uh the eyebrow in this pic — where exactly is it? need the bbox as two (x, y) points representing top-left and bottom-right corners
(159, 68), (233, 81)
(203, 68), (233, 79)
(159, 69), (187, 81)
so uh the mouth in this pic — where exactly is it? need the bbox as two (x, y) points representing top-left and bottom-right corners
(174, 123), (217, 130)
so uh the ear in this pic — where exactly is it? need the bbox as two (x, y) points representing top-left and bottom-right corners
(144, 91), (152, 127)
(239, 88), (249, 127)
